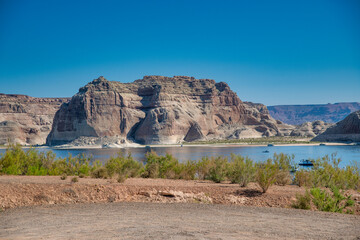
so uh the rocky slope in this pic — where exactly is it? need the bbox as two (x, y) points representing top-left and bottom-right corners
(0, 94), (69, 145)
(47, 76), (295, 145)
(289, 121), (333, 138)
(312, 111), (360, 142)
(268, 102), (360, 125)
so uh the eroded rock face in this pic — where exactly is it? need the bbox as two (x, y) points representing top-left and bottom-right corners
(312, 111), (360, 142)
(290, 121), (333, 138)
(268, 103), (360, 125)
(0, 94), (70, 145)
(47, 76), (293, 145)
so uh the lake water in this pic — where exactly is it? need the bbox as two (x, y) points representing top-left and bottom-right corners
(1, 144), (359, 168)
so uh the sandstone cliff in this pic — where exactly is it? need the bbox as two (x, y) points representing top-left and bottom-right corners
(47, 76), (294, 145)
(268, 102), (360, 125)
(0, 94), (69, 145)
(312, 111), (360, 142)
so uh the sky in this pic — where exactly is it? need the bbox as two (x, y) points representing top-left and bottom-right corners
(0, 0), (359, 106)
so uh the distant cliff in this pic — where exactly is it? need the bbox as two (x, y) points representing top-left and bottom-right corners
(47, 76), (294, 145)
(0, 94), (70, 145)
(312, 111), (360, 142)
(268, 102), (360, 125)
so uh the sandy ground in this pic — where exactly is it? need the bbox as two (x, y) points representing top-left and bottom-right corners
(0, 176), (311, 210)
(1, 176), (360, 212)
(1, 202), (360, 240)
(1, 176), (360, 239)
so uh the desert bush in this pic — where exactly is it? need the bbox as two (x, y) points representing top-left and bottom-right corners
(117, 173), (127, 183)
(275, 170), (292, 186)
(207, 156), (228, 183)
(91, 167), (108, 179)
(0, 143), (55, 175)
(227, 154), (255, 187)
(310, 186), (354, 214)
(272, 153), (294, 186)
(195, 156), (212, 180)
(173, 160), (197, 180)
(292, 190), (311, 210)
(294, 170), (312, 187)
(105, 152), (143, 178)
(142, 151), (180, 179)
(71, 176), (78, 183)
(60, 174), (67, 180)
(307, 154), (360, 190)
(256, 159), (278, 193)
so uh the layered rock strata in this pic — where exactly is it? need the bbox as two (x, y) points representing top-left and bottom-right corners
(47, 76), (294, 145)
(312, 111), (360, 142)
(0, 94), (69, 145)
(290, 121), (333, 138)
(268, 102), (360, 125)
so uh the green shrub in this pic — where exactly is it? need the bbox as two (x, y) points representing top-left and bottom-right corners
(195, 156), (212, 180)
(207, 156), (228, 183)
(310, 186), (354, 214)
(117, 174), (127, 183)
(91, 167), (108, 179)
(105, 152), (143, 178)
(0, 144), (55, 175)
(142, 151), (180, 179)
(292, 190), (311, 210)
(272, 153), (294, 186)
(227, 154), (255, 187)
(294, 170), (312, 187)
(256, 159), (278, 193)
(307, 154), (360, 190)
(173, 160), (197, 180)
(71, 176), (78, 183)
(275, 170), (292, 186)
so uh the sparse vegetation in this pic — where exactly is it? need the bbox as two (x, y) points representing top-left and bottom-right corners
(292, 190), (311, 210)
(294, 170), (311, 187)
(71, 177), (79, 183)
(292, 186), (355, 214)
(310, 186), (354, 214)
(1, 145), (359, 199)
(227, 154), (255, 187)
(255, 159), (278, 193)
(91, 167), (108, 179)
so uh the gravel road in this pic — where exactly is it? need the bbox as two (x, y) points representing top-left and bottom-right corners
(1, 202), (359, 240)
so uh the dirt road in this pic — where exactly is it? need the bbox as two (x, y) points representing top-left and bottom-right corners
(1, 202), (359, 240)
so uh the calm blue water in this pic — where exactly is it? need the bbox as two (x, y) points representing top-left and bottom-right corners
(1, 145), (359, 168)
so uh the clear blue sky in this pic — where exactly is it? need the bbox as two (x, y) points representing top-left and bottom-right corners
(0, 0), (359, 105)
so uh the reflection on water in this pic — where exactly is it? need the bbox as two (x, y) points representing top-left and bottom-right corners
(0, 145), (359, 167)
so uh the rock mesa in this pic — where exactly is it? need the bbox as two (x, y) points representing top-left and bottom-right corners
(47, 76), (293, 145)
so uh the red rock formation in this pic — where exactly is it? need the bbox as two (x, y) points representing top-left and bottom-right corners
(47, 76), (292, 145)
(0, 94), (70, 145)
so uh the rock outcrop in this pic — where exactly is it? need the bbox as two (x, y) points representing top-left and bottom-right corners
(268, 102), (360, 125)
(0, 94), (70, 145)
(47, 76), (294, 145)
(312, 111), (360, 142)
(290, 121), (333, 138)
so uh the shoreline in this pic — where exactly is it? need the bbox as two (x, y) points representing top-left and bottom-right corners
(0, 142), (355, 150)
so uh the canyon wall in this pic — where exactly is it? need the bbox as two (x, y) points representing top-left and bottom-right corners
(268, 102), (360, 125)
(0, 94), (69, 145)
(47, 76), (294, 145)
